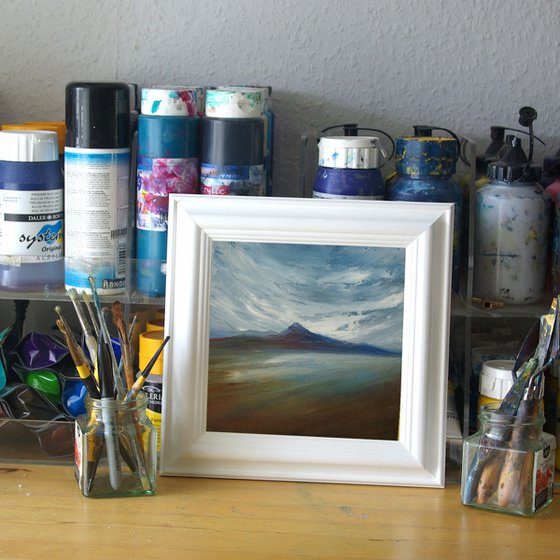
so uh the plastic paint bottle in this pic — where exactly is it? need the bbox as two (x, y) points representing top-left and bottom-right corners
(219, 85), (274, 195)
(385, 126), (462, 291)
(139, 330), (165, 453)
(135, 86), (201, 297)
(0, 130), (64, 291)
(64, 82), (131, 295)
(474, 132), (549, 304)
(201, 87), (265, 196)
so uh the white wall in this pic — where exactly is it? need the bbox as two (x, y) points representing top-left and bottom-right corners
(1, 0), (559, 196)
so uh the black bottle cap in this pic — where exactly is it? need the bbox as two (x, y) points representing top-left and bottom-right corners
(487, 136), (540, 182)
(65, 82), (130, 149)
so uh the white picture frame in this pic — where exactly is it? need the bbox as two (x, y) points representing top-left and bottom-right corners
(160, 195), (453, 488)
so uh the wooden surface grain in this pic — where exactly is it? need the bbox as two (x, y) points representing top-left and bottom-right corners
(0, 464), (558, 559)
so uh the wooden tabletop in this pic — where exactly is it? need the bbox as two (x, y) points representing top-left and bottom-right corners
(0, 464), (558, 559)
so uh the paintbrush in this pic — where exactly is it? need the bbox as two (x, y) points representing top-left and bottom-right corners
(81, 290), (100, 338)
(126, 335), (170, 401)
(55, 316), (100, 399)
(88, 276), (126, 400)
(67, 287), (98, 371)
(111, 301), (135, 391)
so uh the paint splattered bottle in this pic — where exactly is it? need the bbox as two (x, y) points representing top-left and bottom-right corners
(0, 130), (64, 290)
(474, 135), (549, 304)
(135, 86), (201, 297)
(385, 127), (462, 291)
(64, 82), (130, 295)
(201, 87), (265, 196)
(313, 124), (394, 200)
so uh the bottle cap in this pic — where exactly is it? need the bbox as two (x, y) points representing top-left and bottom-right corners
(141, 86), (204, 116)
(2, 122), (66, 155)
(480, 359), (515, 401)
(487, 136), (541, 183)
(146, 318), (164, 332)
(318, 136), (382, 169)
(0, 130), (58, 162)
(206, 87), (263, 119)
(65, 82), (131, 149)
(139, 330), (165, 374)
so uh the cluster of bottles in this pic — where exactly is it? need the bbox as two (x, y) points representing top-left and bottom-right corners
(0, 82), (274, 296)
(312, 123), (465, 292)
(312, 107), (558, 304)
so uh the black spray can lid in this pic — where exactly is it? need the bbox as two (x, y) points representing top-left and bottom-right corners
(65, 82), (130, 149)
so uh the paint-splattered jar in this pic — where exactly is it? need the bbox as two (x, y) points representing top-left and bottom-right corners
(474, 139), (550, 304)
(313, 136), (386, 199)
(385, 136), (462, 291)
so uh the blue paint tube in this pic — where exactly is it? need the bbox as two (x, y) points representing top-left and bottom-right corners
(0, 130), (64, 291)
(64, 82), (131, 295)
(135, 87), (201, 297)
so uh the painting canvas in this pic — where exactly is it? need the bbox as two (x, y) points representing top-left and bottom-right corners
(160, 195), (453, 487)
(207, 242), (404, 440)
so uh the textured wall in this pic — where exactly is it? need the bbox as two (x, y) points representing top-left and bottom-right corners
(1, 0), (559, 196)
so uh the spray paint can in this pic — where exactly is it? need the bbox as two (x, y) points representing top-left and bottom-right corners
(385, 126), (463, 291)
(64, 82), (130, 294)
(201, 87), (265, 196)
(135, 86), (201, 297)
(313, 124), (394, 199)
(0, 130), (64, 290)
(474, 108), (549, 304)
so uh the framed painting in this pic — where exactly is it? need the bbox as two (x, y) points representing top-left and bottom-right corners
(160, 195), (453, 487)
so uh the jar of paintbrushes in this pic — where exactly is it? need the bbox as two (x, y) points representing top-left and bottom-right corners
(55, 275), (169, 497)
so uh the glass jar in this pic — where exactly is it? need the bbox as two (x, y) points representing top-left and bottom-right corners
(461, 404), (556, 516)
(74, 392), (157, 498)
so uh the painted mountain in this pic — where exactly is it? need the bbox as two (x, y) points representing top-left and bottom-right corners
(210, 322), (400, 357)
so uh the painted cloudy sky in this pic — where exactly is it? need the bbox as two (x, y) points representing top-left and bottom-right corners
(209, 241), (405, 352)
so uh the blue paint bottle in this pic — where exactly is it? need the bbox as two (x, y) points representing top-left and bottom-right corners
(0, 130), (64, 291)
(385, 126), (463, 291)
(136, 86), (201, 297)
(313, 125), (394, 200)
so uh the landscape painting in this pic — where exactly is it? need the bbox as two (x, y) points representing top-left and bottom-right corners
(207, 241), (405, 441)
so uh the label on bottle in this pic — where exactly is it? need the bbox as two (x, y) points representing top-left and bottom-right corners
(136, 156), (199, 232)
(200, 163), (264, 196)
(64, 148), (130, 294)
(0, 188), (63, 262)
(533, 435), (555, 512)
(143, 376), (162, 452)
